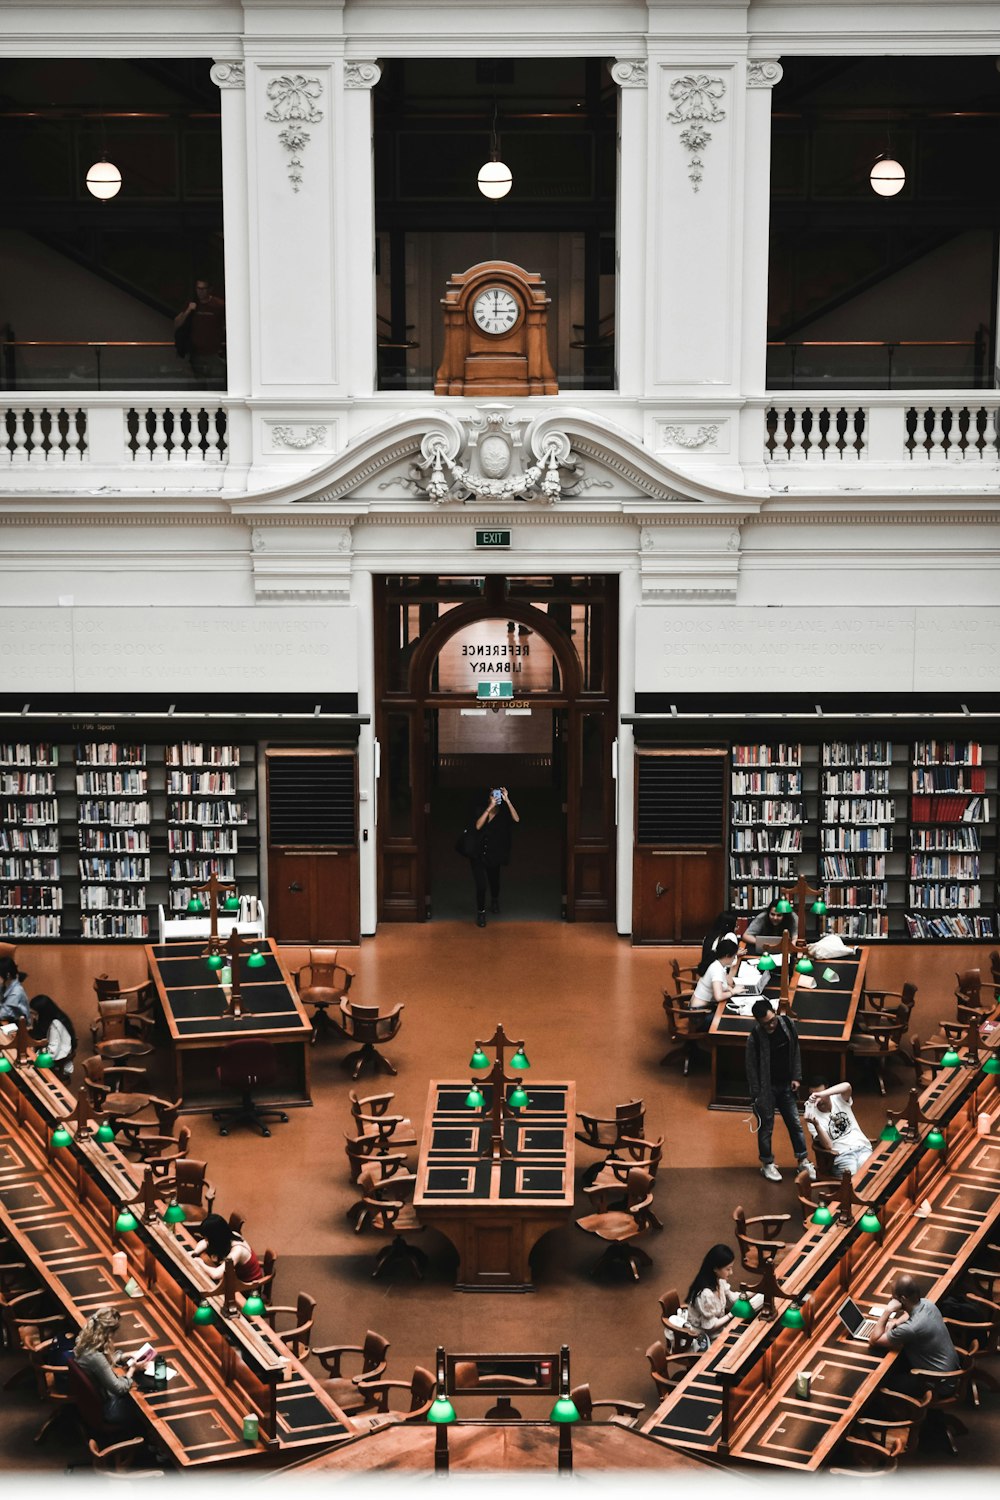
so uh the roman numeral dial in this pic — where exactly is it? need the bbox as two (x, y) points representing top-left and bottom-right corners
(472, 287), (520, 335)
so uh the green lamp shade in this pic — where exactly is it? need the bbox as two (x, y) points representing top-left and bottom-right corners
(757, 953), (777, 973)
(794, 957), (814, 975)
(192, 1301), (214, 1327)
(810, 1202), (834, 1228)
(776, 897), (793, 915)
(0, 1055), (11, 1074)
(925, 1128), (946, 1151)
(427, 1395), (457, 1425)
(982, 1055), (1000, 1075)
(115, 1208), (139, 1234)
(879, 1121), (901, 1144)
(859, 1209), (882, 1234)
(469, 1047), (489, 1070)
(465, 1085), (485, 1109)
(51, 1124), (73, 1149)
(246, 948), (266, 969)
(780, 1304), (805, 1330)
(940, 1048), (961, 1068)
(509, 1046), (530, 1071)
(34, 1050), (54, 1070)
(223, 894), (240, 911)
(187, 896), (205, 914)
(163, 1201), (186, 1228)
(550, 1396), (581, 1424)
(242, 1292), (265, 1316)
(810, 898), (827, 916)
(508, 1083), (530, 1110)
(731, 1294), (755, 1320)
(96, 1122), (116, 1143)
(206, 952), (224, 972)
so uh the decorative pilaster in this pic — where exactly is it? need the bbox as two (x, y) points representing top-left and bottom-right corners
(340, 61), (382, 396)
(740, 60), (783, 417)
(210, 60), (251, 478)
(612, 59), (648, 396)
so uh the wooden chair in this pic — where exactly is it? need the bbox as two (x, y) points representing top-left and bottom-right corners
(93, 973), (156, 1023)
(660, 995), (708, 1074)
(858, 1387), (932, 1460)
(575, 1100), (645, 1186)
(646, 1341), (699, 1400)
(346, 1150), (412, 1230)
(570, 1382), (644, 1425)
(954, 968), (982, 1007)
(116, 1097), (184, 1156)
(827, 1436), (898, 1475)
(989, 950), (1000, 997)
(86, 1437), (165, 1477)
(295, 949), (354, 1042)
(658, 1288), (699, 1354)
(1, 1289), (67, 1391)
(90, 997), (155, 1063)
(794, 1169), (841, 1229)
(907, 1344), (977, 1455)
(310, 1330), (390, 1414)
(353, 1365), (436, 1424)
(263, 1292), (316, 1359)
(358, 1170), (427, 1279)
(345, 1133), (410, 1184)
(239, 1248), (277, 1302)
(584, 1137), (664, 1213)
(338, 999), (404, 1080)
(733, 1203), (789, 1272)
(943, 1296), (1000, 1407)
(80, 1055), (150, 1118)
(165, 1157), (217, 1218)
(26, 1338), (76, 1446)
(666, 959), (700, 996)
(849, 1011), (906, 1095)
(909, 1035), (951, 1088)
(348, 1090), (416, 1152)
(213, 1040), (289, 1138)
(576, 1167), (659, 1280)
(862, 981), (917, 1027)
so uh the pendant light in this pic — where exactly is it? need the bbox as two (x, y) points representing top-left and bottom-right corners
(86, 159), (123, 200)
(478, 102), (512, 199)
(870, 156), (905, 197)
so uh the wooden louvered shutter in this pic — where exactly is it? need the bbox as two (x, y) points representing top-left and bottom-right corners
(632, 750), (726, 944)
(266, 750), (359, 943)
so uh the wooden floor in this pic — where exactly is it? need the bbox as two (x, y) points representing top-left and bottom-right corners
(3, 927), (999, 1473)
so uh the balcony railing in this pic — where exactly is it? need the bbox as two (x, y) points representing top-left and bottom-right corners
(1, 340), (224, 394)
(765, 336), (990, 391)
(1, 398), (230, 486)
(762, 399), (1000, 465)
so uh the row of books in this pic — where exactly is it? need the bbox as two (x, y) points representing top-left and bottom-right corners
(829, 913), (891, 937)
(822, 855), (887, 878)
(80, 888), (148, 911)
(822, 743), (892, 766)
(0, 744), (59, 766)
(166, 772), (238, 795)
(167, 831), (239, 854)
(910, 827), (980, 851)
(79, 830), (150, 852)
(731, 829), (801, 852)
(909, 855), (979, 878)
(0, 858), (60, 880)
(731, 801), (802, 825)
(1, 772), (57, 795)
(81, 914), (150, 940)
(165, 744), (242, 766)
(905, 912), (996, 939)
(0, 830), (59, 852)
(0, 914), (62, 937)
(911, 768), (986, 793)
(822, 769), (892, 793)
(910, 795), (989, 824)
(822, 798), (895, 824)
(907, 884), (981, 908)
(731, 772), (802, 794)
(75, 771), (148, 795)
(821, 829), (891, 850)
(824, 884), (888, 907)
(78, 743), (145, 764)
(79, 801), (151, 826)
(912, 741), (982, 766)
(729, 858), (798, 879)
(0, 887), (64, 909)
(1, 799), (57, 824)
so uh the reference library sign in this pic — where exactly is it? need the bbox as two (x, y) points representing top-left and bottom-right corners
(436, 619), (557, 695)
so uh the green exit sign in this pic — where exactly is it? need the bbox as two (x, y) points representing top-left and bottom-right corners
(477, 681), (514, 700)
(475, 529), (511, 548)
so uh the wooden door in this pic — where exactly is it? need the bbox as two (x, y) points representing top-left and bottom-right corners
(632, 750), (726, 943)
(266, 750), (360, 944)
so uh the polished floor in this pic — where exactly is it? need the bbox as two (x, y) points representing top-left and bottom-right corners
(2, 927), (999, 1472)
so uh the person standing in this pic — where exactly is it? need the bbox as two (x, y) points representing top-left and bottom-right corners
(746, 999), (815, 1183)
(174, 278), (226, 384)
(469, 786), (520, 928)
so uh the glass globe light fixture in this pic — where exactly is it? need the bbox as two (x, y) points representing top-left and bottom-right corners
(925, 1128), (946, 1151)
(115, 1207), (139, 1234)
(86, 159), (122, 200)
(810, 898), (827, 916)
(465, 1084), (485, 1110)
(795, 956), (814, 975)
(870, 157), (905, 196)
(477, 159), (512, 199)
(96, 1121), (116, 1143)
(982, 1054), (1000, 1075)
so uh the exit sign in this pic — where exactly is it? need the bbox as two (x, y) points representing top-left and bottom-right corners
(477, 681), (514, 700)
(475, 529), (511, 548)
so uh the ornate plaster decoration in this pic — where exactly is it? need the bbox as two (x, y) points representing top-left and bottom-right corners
(611, 60), (648, 89)
(661, 424), (721, 450)
(271, 424), (329, 450)
(666, 74), (726, 192)
(265, 75), (323, 192)
(210, 61), (245, 90)
(411, 407), (588, 505)
(747, 60), (784, 90)
(344, 60), (382, 90)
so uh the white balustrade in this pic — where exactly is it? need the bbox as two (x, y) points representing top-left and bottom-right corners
(126, 405), (228, 463)
(762, 396), (1000, 467)
(2, 405), (87, 462)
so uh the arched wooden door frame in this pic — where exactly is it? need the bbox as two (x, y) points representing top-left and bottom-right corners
(376, 581), (616, 924)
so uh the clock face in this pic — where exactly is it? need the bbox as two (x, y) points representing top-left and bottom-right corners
(472, 286), (520, 335)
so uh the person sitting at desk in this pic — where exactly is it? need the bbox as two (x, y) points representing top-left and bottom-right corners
(697, 910), (741, 976)
(690, 939), (739, 1032)
(29, 993), (77, 1081)
(0, 956), (30, 1032)
(868, 1273), (959, 1396)
(743, 900), (797, 955)
(73, 1307), (152, 1429)
(191, 1212), (263, 1284)
(684, 1243), (739, 1351)
(804, 1082), (873, 1178)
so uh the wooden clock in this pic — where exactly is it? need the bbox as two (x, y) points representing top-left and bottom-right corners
(434, 260), (558, 397)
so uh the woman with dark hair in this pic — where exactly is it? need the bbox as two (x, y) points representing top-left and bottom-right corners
(30, 994), (77, 1081)
(0, 956), (30, 1030)
(191, 1212), (263, 1284)
(698, 910), (741, 975)
(684, 1244), (738, 1350)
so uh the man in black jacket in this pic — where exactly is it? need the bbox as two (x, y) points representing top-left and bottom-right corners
(746, 1000), (815, 1183)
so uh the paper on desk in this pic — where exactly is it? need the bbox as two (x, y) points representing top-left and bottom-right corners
(726, 996), (758, 1016)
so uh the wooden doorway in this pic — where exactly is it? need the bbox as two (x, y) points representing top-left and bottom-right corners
(375, 575), (617, 924)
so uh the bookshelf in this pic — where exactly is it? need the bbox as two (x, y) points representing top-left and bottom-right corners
(729, 743), (804, 914)
(819, 741), (895, 940)
(75, 743), (151, 940)
(164, 743), (256, 914)
(0, 742), (62, 938)
(906, 740), (994, 940)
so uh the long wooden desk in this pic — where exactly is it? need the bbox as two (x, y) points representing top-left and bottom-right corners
(144, 938), (312, 1111)
(707, 949), (868, 1108)
(642, 1015), (1000, 1469)
(0, 1054), (351, 1467)
(413, 1080), (576, 1292)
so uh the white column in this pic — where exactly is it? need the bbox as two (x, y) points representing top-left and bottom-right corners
(611, 60), (648, 398)
(741, 61), (782, 396)
(352, 566), (377, 935)
(340, 62), (381, 398)
(616, 558), (642, 936)
(210, 60), (252, 480)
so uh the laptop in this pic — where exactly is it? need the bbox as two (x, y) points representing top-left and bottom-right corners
(836, 1296), (883, 1342)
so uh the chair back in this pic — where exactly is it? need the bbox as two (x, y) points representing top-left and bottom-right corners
(303, 949), (351, 994)
(228, 1210), (246, 1235)
(409, 1365), (436, 1413)
(570, 1382), (595, 1420)
(955, 968), (981, 1001)
(67, 1356), (113, 1437)
(360, 1329), (390, 1373)
(174, 1157), (213, 1210)
(217, 1040), (277, 1090)
(93, 975), (122, 1004)
(94, 997), (130, 1041)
